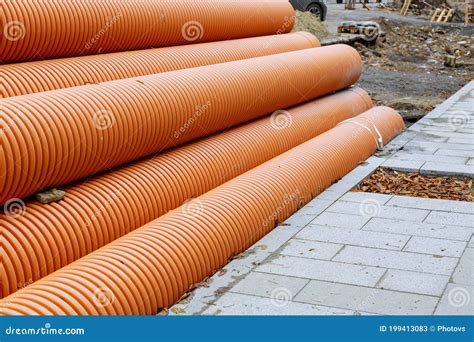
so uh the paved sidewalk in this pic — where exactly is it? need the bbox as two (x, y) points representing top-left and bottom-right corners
(171, 82), (473, 315)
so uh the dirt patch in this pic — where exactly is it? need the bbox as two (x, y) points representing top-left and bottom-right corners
(355, 168), (473, 201)
(294, 8), (472, 123)
(292, 10), (330, 39)
(355, 18), (473, 121)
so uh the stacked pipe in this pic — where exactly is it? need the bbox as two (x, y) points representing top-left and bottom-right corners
(1, 45), (362, 204)
(0, 88), (373, 298)
(1, 32), (319, 98)
(0, 0), (295, 63)
(0, 0), (406, 316)
(0, 107), (405, 315)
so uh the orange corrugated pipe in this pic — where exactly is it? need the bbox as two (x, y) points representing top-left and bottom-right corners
(1, 32), (319, 98)
(0, 0), (295, 64)
(0, 88), (372, 299)
(0, 107), (405, 315)
(1, 45), (362, 205)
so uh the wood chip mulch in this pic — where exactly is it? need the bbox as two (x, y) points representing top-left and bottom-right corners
(355, 168), (473, 202)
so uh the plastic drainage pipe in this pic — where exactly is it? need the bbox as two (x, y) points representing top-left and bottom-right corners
(1, 45), (362, 205)
(0, 0), (295, 64)
(1, 32), (319, 98)
(0, 106), (405, 315)
(0, 88), (372, 299)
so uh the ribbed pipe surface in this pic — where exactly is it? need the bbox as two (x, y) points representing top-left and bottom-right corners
(0, 106), (404, 315)
(0, 0), (295, 64)
(1, 45), (362, 205)
(0, 88), (372, 299)
(1, 32), (319, 98)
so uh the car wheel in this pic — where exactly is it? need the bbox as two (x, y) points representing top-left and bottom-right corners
(307, 4), (323, 21)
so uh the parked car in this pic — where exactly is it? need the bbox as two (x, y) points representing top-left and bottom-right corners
(289, 0), (328, 21)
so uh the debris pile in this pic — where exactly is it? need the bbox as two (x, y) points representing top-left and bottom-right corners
(358, 18), (473, 75)
(354, 18), (473, 120)
(356, 168), (474, 201)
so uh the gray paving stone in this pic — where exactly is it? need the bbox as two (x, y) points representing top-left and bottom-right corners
(309, 212), (370, 229)
(311, 190), (343, 201)
(250, 224), (302, 253)
(392, 151), (467, 164)
(256, 255), (386, 287)
(326, 201), (430, 222)
(457, 128), (474, 134)
(297, 199), (333, 216)
(295, 280), (439, 315)
(435, 283), (474, 315)
(170, 250), (271, 315)
(283, 213), (317, 228)
(231, 272), (308, 299)
(452, 248), (474, 286)
(377, 269), (449, 296)
(403, 236), (466, 257)
(279, 239), (343, 260)
(420, 162), (474, 177)
(406, 141), (474, 151)
(386, 196), (474, 214)
(326, 181), (357, 194)
(296, 225), (410, 251)
(410, 135), (448, 143)
(416, 125), (454, 133)
(339, 191), (392, 204)
(363, 217), (473, 241)
(202, 293), (365, 315)
(400, 145), (438, 154)
(469, 236), (474, 248)
(448, 137), (474, 145)
(425, 211), (474, 228)
(333, 246), (458, 275)
(381, 159), (425, 172)
(339, 165), (378, 184)
(435, 149), (473, 158)
(420, 131), (473, 139)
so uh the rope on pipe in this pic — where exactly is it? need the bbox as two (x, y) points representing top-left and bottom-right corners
(0, 106), (405, 315)
(1, 32), (319, 98)
(0, 0), (295, 64)
(1, 45), (363, 205)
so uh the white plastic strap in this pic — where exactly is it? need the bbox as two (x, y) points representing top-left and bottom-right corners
(337, 118), (384, 150)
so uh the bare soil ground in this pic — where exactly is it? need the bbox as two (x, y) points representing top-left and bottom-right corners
(293, 4), (473, 122)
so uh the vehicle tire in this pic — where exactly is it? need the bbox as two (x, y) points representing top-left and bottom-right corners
(307, 4), (324, 21)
